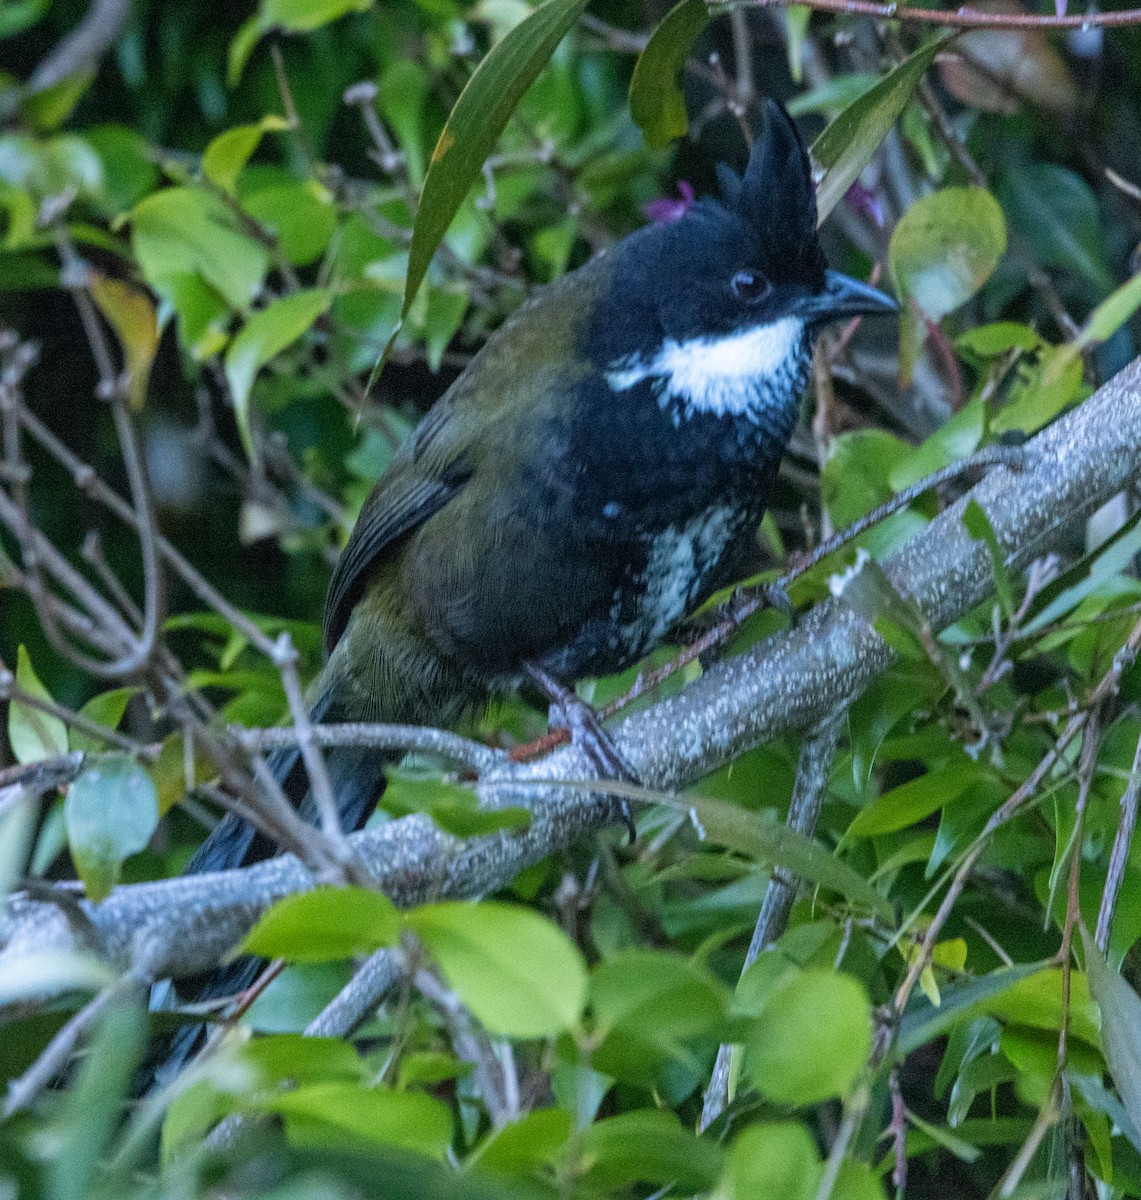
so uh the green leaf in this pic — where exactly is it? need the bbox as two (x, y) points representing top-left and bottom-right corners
(745, 969), (872, 1105)
(381, 771), (529, 837)
(260, 0), (373, 33)
(242, 180), (337, 266)
(716, 1122), (820, 1200)
(847, 763), (979, 839)
(628, 0), (709, 149)
(130, 186), (269, 311)
(405, 900), (587, 1037)
(989, 343), (1085, 435)
(253, 1083), (452, 1157)
(890, 397), (984, 491)
(897, 962), (1051, 1054)
(998, 163), (1112, 292)
(241, 1033), (366, 1084)
(890, 187), (1006, 320)
(71, 687), (137, 754)
(683, 793), (893, 918)
(0, 949), (116, 1006)
(378, 61), (430, 188)
(224, 287), (332, 458)
(812, 35), (950, 224)
(404, 0), (587, 318)
(86, 125), (160, 216)
(1083, 925), (1141, 1144)
(954, 321), (1044, 359)
(578, 1110), (724, 1191)
(962, 499), (1014, 618)
(8, 644), (68, 764)
(889, 187), (1006, 383)
(0, 0), (50, 39)
(202, 115), (289, 195)
(473, 1107), (572, 1176)
(46, 998), (146, 1200)
(239, 886), (400, 962)
(1078, 269), (1141, 348)
(590, 948), (727, 1082)
(65, 754), (158, 901)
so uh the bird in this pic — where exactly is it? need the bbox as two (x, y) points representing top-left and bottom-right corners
(142, 99), (896, 1086)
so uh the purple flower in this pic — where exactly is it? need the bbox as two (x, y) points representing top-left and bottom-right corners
(643, 179), (696, 224)
(845, 180), (886, 228)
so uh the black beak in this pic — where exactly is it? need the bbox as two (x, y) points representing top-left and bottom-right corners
(795, 269), (898, 324)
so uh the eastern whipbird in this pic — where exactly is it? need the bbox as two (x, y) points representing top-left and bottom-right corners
(141, 99), (896, 1088)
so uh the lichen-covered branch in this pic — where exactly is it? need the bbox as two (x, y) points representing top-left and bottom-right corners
(3, 357), (1141, 1001)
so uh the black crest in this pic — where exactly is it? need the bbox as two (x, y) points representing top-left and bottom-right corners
(714, 99), (825, 288)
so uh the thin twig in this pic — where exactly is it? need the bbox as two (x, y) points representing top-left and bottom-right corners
(726, 0), (1141, 30)
(892, 611), (1141, 1022)
(700, 708), (846, 1130)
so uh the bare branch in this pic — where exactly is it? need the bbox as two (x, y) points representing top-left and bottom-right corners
(726, 0), (1141, 30)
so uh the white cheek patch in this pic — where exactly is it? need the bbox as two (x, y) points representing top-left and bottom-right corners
(606, 317), (806, 423)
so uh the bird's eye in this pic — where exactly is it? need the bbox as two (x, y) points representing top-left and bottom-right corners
(731, 269), (770, 305)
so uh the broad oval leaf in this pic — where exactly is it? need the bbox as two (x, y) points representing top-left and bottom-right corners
(404, 0), (587, 319)
(224, 287), (332, 458)
(716, 1121), (820, 1200)
(997, 163), (1112, 292)
(130, 186), (269, 312)
(590, 948), (728, 1083)
(813, 35), (950, 224)
(889, 186), (1007, 322)
(405, 900), (587, 1038)
(745, 968), (872, 1106)
(578, 1109), (724, 1192)
(65, 754), (158, 901)
(239, 885), (400, 962)
(629, 0), (709, 149)
(254, 1082), (452, 1158)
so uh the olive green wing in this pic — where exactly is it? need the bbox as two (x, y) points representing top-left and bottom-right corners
(323, 265), (603, 655)
(323, 456), (469, 653)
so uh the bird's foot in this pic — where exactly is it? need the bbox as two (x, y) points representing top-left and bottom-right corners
(525, 661), (638, 843)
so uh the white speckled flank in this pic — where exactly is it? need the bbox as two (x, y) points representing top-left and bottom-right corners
(611, 506), (739, 652)
(606, 317), (806, 425)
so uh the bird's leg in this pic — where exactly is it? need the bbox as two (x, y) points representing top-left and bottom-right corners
(523, 660), (638, 842)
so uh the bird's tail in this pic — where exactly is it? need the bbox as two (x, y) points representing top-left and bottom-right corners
(137, 683), (390, 1093)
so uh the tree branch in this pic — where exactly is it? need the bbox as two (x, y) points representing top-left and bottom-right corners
(4, 357), (1141, 1001)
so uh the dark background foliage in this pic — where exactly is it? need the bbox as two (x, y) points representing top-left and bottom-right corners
(2, 0), (1141, 1196)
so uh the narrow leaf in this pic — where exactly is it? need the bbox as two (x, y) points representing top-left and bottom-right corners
(813, 34), (951, 223)
(1083, 924), (1141, 1144)
(629, 0), (709, 148)
(404, 0), (586, 318)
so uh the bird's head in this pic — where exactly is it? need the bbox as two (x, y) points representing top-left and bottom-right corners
(588, 100), (895, 426)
